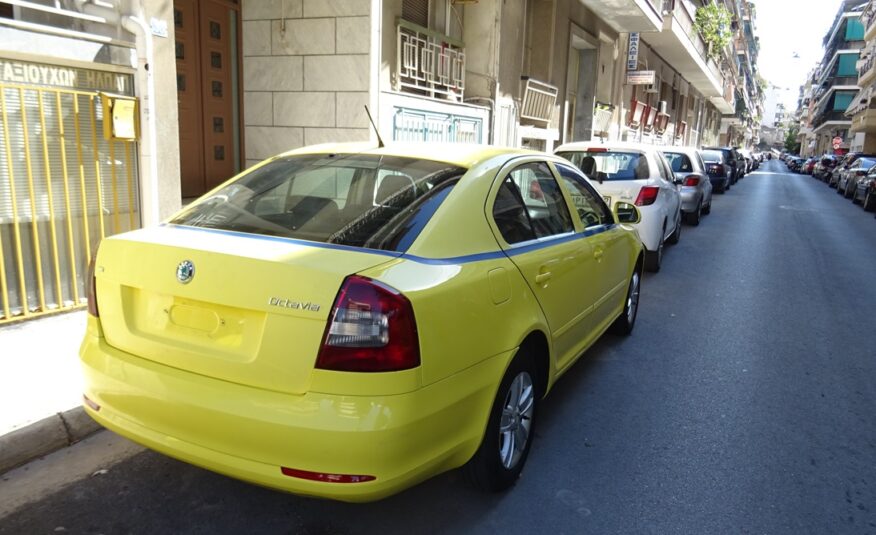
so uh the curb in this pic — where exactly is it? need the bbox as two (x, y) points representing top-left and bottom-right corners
(0, 406), (102, 474)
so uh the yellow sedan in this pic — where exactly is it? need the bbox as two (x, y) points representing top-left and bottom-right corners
(80, 143), (644, 501)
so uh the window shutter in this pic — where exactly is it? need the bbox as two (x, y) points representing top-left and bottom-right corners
(402, 0), (429, 28)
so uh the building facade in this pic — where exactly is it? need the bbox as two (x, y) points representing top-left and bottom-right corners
(808, 0), (866, 156)
(847, 0), (876, 153)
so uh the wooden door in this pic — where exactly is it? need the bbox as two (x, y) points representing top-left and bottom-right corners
(174, 0), (241, 198)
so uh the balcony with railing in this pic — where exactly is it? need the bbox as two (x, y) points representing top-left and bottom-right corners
(574, 0), (663, 32)
(644, 0), (725, 98)
(865, 1), (876, 41)
(396, 19), (465, 102)
(857, 45), (876, 87)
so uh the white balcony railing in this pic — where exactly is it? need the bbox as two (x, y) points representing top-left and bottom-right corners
(520, 78), (558, 125)
(396, 19), (465, 102)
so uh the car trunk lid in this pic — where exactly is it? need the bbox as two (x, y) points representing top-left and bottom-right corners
(94, 225), (399, 394)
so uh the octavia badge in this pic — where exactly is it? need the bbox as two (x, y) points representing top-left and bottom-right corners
(176, 260), (195, 284)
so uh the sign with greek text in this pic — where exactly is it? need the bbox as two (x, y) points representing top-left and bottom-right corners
(0, 58), (133, 95)
(626, 70), (656, 85)
(628, 33), (640, 71)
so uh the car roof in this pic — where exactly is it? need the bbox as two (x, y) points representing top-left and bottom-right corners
(555, 141), (662, 154)
(660, 146), (700, 156)
(276, 142), (540, 168)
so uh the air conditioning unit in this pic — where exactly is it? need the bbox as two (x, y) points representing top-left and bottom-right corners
(644, 82), (659, 94)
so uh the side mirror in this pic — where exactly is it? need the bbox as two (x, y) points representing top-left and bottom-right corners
(614, 202), (641, 224)
(672, 176), (683, 185)
(596, 171), (607, 184)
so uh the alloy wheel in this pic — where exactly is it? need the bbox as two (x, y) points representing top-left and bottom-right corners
(626, 271), (640, 324)
(499, 372), (534, 470)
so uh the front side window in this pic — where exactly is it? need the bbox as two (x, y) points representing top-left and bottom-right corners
(555, 164), (613, 228)
(170, 154), (465, 252)
(557, 151), (650, 181)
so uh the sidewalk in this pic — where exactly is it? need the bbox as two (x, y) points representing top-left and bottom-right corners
(0, 311), (101, 472)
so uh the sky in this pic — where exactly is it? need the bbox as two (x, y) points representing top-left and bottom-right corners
(755, 0), (847, 109)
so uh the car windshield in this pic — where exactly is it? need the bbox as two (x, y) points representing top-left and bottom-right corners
(855, 158), (876, 169)
(663, 152), (694, 173)
(701, 150), (723, 162)
(557, 151), (649, 180)
(170, 154), (466, 252)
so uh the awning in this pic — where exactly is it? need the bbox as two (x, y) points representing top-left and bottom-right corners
(845, 86), (872, 117)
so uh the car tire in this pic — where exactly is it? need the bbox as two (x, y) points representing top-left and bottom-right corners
(703, 200), (712, 215)
(852, 191), (861, 205)
(609, 268), (641, 336)
(464, 352), (537, 492)
(864, 191), (875, 211)
(685, 204), (701, 226)
(644, 235), (663, 273)
(667, 214), (681, 244)
(846, 185), (855, 199)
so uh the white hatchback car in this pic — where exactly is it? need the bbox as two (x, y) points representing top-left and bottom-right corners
(555, 142), (682, 272)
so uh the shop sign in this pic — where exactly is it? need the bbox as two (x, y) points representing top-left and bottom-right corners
(626, 70), (656, 85)
(628, 33), (640, 71)
(0, 58), (132, 95)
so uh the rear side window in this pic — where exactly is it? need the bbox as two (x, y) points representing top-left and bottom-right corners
(170, 154), (466, 252)
(664, 152), (693, 173)
(557, 151), (650, 180)
(492, 179), (536, 244)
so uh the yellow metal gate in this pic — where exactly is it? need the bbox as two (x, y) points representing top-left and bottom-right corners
(0, 82), (140, 324)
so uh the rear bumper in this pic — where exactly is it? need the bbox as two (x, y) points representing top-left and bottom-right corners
(680, 189), (700, 212)
(80, 323), (510, 502)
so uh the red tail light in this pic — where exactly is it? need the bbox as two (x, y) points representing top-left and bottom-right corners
(281, 467), (376, 483)
(86, 250), (99, 317)
(316, 276), (420, 372)
(635, 186), (660, 206)
(683, 175), (701, 187)
(708, 164), (723, 175)
(857, 170), (867, 176)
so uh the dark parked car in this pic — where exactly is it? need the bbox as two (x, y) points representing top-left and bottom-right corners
(813, 155), (838, 180)
(700, 149), (733, 193)
(703, 146), (743, 184)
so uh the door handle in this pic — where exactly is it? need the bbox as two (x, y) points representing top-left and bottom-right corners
(535, 271), (552, 284)
(593, 247), (604, 261)
(534, 262), (555, 284)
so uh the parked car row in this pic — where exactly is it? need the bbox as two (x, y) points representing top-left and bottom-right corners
(785, 151), (876, 211)
(555, 142), (759, 272)
(79, 141), (759, 503)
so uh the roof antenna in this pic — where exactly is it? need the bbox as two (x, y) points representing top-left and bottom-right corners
(364, 105), (385, 148)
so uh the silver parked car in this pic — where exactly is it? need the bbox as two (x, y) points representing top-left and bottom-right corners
(661, 147), (713, 225)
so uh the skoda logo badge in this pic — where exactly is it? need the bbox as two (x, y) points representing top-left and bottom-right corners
(176, 260), (195, 284)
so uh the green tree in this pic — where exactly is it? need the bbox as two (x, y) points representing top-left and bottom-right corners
(784, 125), (801, 153)
(695, 4), (733, 60)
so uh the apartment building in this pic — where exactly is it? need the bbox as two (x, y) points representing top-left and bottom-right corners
(847, 0), (876, 152)
(808, 0), (866, 155)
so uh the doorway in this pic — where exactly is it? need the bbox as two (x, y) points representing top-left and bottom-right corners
(174, 0), (243, 198)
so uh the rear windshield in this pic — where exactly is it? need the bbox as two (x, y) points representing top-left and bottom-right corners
(663, 152), (694, 173)
(854, 158), (876, 169)
(170, 154), (466, 252)
(557, 151), (649, 180)
(701, 150), (723, 162)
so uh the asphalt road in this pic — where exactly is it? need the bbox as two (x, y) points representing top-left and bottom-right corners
(2, 159), (876, 534)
